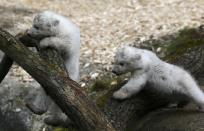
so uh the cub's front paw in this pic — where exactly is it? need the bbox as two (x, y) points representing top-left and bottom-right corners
(39, 38), (51, 49)
(113, 89), (128, 100)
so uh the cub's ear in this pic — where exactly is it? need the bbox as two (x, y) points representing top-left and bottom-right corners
(52, 19), (60, 26)
(132, 54), (141, 61)
(116, 47), (125, 58)
(34, 14), (42, 23)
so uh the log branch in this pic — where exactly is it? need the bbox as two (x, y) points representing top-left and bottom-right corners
(0, 31), (37, 83)
(0, 55), (13, 83)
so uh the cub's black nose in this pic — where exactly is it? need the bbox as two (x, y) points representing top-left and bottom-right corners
(112, 70), (116, 74)
(26, 30), (32, 37)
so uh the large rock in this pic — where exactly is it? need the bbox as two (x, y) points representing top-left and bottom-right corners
(127, 109), (204, 131)
(0, 72), (51, 131)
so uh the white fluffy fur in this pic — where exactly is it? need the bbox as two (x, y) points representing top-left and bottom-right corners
(27, 11), (80, 81)
(112, 46), (204, 111)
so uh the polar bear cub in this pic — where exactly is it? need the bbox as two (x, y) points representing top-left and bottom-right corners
(112, 46), (204, 111)
(27, 10), (80, 81)
(27, 11), (80, 126)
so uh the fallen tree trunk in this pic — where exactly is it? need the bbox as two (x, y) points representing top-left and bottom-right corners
(0, 29), (115, 131)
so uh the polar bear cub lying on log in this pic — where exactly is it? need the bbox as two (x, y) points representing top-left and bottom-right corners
(112, 46), (204, 111)
(27, 10), (80, 81)
(27, 11), (80, 126)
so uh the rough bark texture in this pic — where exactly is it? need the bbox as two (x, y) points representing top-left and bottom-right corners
(0, 29), (115, 131)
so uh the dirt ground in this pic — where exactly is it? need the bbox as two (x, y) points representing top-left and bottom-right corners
(0, 0), (204, 87)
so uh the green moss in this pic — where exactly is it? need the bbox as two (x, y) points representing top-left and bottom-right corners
(164, 27), (204, 61)
(96, 91), (113, 108)
(139, 27), (204, 61)
(90, 76), (125, 108)
(54, 127), (68, 131)
(90, 79), (113, 92)
(54, 127), (77, 131)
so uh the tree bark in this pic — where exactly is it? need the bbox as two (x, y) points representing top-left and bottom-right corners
(0, 29), (115, 131)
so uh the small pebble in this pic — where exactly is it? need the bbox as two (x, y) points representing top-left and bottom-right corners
(90, 73), (99, 79)
(15, 108), (21, 112)
(83, 63), (90, 68)
(111, 81), (117, 85)
(156, 47), (162, 53)
(81, 82), (86, 87)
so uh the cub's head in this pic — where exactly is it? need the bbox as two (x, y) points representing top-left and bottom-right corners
(112, 46), (146, 75)
(27, 11), (60, 40)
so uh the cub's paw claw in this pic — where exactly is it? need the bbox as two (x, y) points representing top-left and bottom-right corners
(39, 41), (49, 49)
(113, 90), (128, 100)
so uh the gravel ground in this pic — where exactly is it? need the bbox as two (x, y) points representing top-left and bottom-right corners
(0, 0), (204, 87)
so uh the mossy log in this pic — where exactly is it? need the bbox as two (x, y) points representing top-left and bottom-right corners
(0, 29), (115, 131)
(0, 26), (204, 131)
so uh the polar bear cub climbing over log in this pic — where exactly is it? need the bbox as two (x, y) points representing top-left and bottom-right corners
(112, 46), (204, 111)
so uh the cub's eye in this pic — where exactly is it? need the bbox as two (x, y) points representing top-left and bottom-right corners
(119, 62), (124, 66)
(34, 25), (40, 30)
